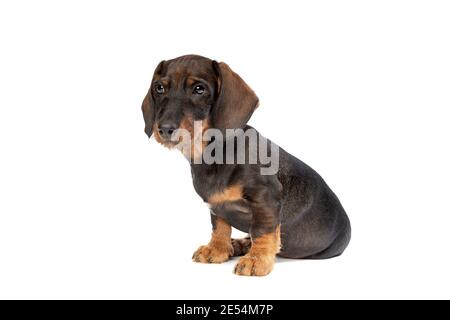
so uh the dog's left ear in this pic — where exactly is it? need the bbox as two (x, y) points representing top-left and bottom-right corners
(142, 60), (165, 138)
(212, 61), (259, 132)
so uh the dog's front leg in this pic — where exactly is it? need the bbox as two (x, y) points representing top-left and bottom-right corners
(234, 196), (281, 276)
(192, 215), (233, 263)
(233, 227), (280, 276)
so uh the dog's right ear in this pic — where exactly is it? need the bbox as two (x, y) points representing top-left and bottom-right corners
(141, 89), (154, 138)
(142, 60), (165, 138)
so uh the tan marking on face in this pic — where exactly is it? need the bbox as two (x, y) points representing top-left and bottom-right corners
(194, 118), (210, 160)
(208, 184), (243, 205)
(157, 78), (170, 87)
(179, 116), (193, 134)
(234, 225), (281, 276)
(186, 76), (206, 88)
(178, 115), (194, 158)
(192, 217), (233, 263)
(153, 123), (163, 144)
(178, 116), (209, 162)
(185, 78), (197, 87)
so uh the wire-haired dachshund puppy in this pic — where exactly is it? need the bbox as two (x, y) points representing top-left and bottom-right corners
(141, 54), (351, 276)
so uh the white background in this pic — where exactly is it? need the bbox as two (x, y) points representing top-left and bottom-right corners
(0, 0), (449, 299)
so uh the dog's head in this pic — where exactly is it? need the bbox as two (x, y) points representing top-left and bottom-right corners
(141, 55), (259, 150)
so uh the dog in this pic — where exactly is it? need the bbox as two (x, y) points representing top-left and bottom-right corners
(141, 54), (351, 276)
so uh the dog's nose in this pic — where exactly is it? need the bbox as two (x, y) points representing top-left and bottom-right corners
(158, 122), (177, 139)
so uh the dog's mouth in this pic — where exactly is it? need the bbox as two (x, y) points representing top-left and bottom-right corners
(155, 136), (179, 149)
(153, 120), (209, 162)
(162, 139), (179, 148)
(153, 128), (187, 149)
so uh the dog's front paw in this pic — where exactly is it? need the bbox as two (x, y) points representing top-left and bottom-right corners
(233, 254), (275, 276)
(192, 243), (233, 264)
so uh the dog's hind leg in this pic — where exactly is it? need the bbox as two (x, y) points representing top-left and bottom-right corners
(231, 236), (251, 256)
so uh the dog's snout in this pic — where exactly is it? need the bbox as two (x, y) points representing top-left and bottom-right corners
(158, 122), (177, 139)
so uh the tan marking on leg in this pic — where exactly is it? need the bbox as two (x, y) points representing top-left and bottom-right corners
(192, 217), (233, 264)
(208, 184), (243, 205)
(234, 225), (280, 276)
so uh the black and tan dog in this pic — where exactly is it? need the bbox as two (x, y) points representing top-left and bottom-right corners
(141, 54), (351, 276)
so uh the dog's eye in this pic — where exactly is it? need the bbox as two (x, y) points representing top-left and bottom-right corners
(193, 85), (205, 95)
(155, 84), (165, 94)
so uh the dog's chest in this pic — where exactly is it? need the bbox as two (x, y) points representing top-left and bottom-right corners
(210, 201), (252, 233)
(190, 164), (232, 201)
(191, 165), (253, 233)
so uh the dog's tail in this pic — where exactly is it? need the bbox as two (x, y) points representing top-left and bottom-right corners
(231, 237), (251, 256)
